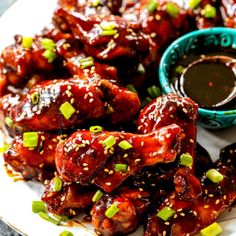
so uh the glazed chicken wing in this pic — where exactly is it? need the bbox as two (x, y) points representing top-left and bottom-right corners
(145, 143), (236, 236)
(3, 132), (62, 181)
(9, 78), (140, 131)
(56, 124), (184, 191)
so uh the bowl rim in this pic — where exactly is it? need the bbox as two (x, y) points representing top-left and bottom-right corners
(159, 27), (236, 116)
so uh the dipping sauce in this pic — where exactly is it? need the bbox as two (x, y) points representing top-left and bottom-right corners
(171, 47), (236, 110)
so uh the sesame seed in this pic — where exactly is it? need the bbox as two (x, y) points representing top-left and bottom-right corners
(180, 212), (185, 216)
(105, 182), (111, 186)
(83, 163), (88, 167)
(61, 196), (66, 202)
(109, 170), (114, 175)
(208, 194), (214, 198)
(215, 199), (220, 205)
(164, 222), (170, 225)
(223, 195), (227, 200)
(41, 136), (45, 141)
(163, 231), (166, 236)
(173, 214), (178, 219)
(204, 205), (209, 209)
(104, 169), (109, 172)
(84, 167), (89, 171)
(135, 158), (142, 162)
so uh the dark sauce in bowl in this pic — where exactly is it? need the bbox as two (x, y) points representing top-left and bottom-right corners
(170, 47), (236, 110)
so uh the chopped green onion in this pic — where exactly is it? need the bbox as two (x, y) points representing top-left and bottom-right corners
(118, 140), (133, 150)
(203, 4), (216, 18)
(105, 204), (120, 218)
(59, 230), (74, 236)
(101, 30), (118, 36)
(31, 92), (39, 105)
(115, 163), (128, 172)
(79, 56), (94, 63)
(157, 206), (175, 221)
(0, 144), (10, 153)
(23, 132), (38, 148)
(206, 169), (224, 183)
(188, 0), (202, 9)
(32, 201), (46, 213)
(43, 49), (57, 63)
(102, 135), (116, 149)
(147, 0), (158, 13)
(126, 84), (137, 94)
(147, 85), (161, 98)
(166, 2), (180, 17)
(79, 57), (94, 69)
(59, 101), (76, 120)
(179, 153), (193, 167)
(175, 65), (185, 74)
(38, 212), (60, 225)
(141, 97), (152, 107)
(92, 190), (103, 202)
(89, 125), (103, 133)
(41, 38), (56, 50)
(53, 177), (63, 192)
(200, 222), (222, 236)
(137, 63), (145, 74)
(100, 21), (116, 31)
(22, 36), (33, 49)
(4, 117), (13, 128)
(91, 0), (100, 7)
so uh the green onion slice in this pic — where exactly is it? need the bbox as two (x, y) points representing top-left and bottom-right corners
(102, 135), (116, 149)
(141, 97), (152, 107)
(92, 190), (103, 202)
(118, 140), (133, 150)
(53, 177), (63, 192)
(206, 169), (224, 183)
(100, 21), (116, 31)
(4, 117), (13, 128)
(147, 85), (161, 98)
(91, 0), (100, 7)
(105, 204), (120, 218)
(79, 57), (94, 69)
(31, 92), (39, 105)
(200, 222), (222, 236)
(59, 230), (74, 236)
(147, 0), (158, 13)
(32, 201), (46, 213)
(101, 30), (118, 36)
(0, 144), (10, 153)
(22, 36), (33, 49)
(203, 4), (216, 18)
(41, 38), (56, 50)
(126, 84), (137, 94)
(23, 132), (38, 148)
(38, 212), (60, 225)
(157, 206), (176, 221)
(175, 65), (185, 74)
(166, 2), (180, 17)
(179, 153), (193, 167)
(114, 163), (128, 172)
(43, 49), (56, 63)
(89, 126), (103, 133)
(188, 0), (202, 9)
(59, 101), (76, 120)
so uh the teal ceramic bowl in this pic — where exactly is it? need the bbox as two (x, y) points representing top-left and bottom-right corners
(159, 27), (236, 129)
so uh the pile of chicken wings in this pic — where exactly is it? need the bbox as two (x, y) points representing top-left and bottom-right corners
(0, 0), (236, 235)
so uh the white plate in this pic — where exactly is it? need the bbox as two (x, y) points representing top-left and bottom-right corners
(0, 1), (236, 235)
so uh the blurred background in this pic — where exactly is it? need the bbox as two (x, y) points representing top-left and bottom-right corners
(0, 1), (21, 235)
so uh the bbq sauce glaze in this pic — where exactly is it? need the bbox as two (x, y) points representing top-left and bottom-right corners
(170, 46), (236, 110)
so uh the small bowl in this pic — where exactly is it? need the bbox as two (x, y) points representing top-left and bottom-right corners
(159, 27), (236, 129)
